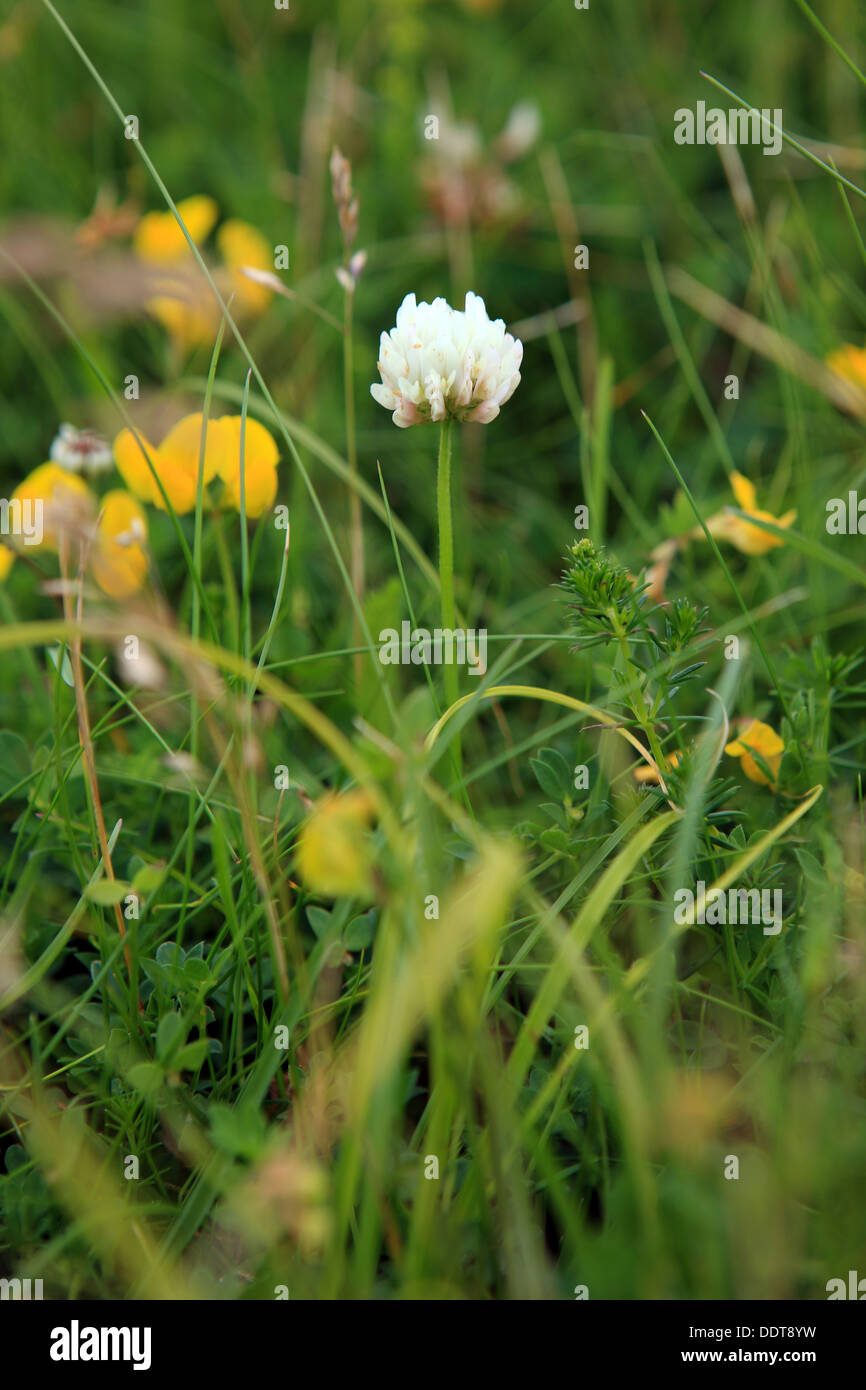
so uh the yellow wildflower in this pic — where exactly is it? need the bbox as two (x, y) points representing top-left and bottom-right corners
(634, 749), (681, 785)
(90, 491), (149, 598)
(214, 416), (280, 517)
(132, 198), (272, 350)
(113, 414), (279, 518)
(134, 196), (220, 351)
(0, 466), (147, 597)
(296, 790), (376, 899)
(133, 195), (219, 265)
(827, 343), (866, 387)
(0, 464), (94, 583)
(113, 426), (197, 515)
(724, 719), (784, 788)
(147, 289), (221, 354)
(705, 472), (796, 556)
(157, 412), (227, 486)
(825, 344), (866, 416)
(216, 219), (274, 315)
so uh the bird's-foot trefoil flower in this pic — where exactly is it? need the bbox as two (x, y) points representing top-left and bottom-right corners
(113, 412), (280, 518)
(91, 491), (149, 597)
(0, 464), (92, 584)
(826, 343), (866, 415)
(634, 749), (682, 785)
(296, 790), (377, 900)
(725, 719), (784, 788)
(701, 472), (796, 556)
(0, 461), (148, 597)
(132, 196), (273, 351)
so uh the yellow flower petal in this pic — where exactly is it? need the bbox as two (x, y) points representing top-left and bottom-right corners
(725, 719), (784, 787)
(826, 343), (866, 389)
(217, 219), (273, 315)
(149, 455), (199, 515)
(729, 471), (756, 512)
(112, 427), (198, 515)
(215, 416), (280, 517)
(91, 491), (149, 597)
(296, 790), (376, 899)
(113, 429), (159, 504)
(731, 507), (793, 555)
(133, 195), (219, 264)
(634, 750), (681, 784)
(222, 461), (278, 517)
(11, 463), (93, 551)
(705, 474), (796, 556)
(147, 290), (221, 352)
(159, 412), (229, 486)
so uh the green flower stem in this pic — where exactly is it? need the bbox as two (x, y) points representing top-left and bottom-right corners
(437, 417), (461, 767)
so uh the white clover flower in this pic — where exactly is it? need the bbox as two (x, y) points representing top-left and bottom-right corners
(50, 423), (113, 475)
(370, 291), (523, 428)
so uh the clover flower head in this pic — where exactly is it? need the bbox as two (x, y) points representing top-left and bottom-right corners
(370, 291), (523, 428)
(50, 423), (113, 476)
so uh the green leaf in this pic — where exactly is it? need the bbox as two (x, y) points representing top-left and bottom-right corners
(128, 1062), (164, 1100)
(540, 828), (571, 853)
(46, 645), (74, 688)
(132, 864), (165, 894)
(5, 1144), (27, 1173)
(156, 1011), (185, 1062)
(85, 879), (132, 906)
(307, 905), (333, 939)
(174, 1039), (209, 1072)
(539, 802), (568, 830)
(156, 942), (185, 969)
(209, 1103), (266, 1161)
(345, 911), (375, 951)
(529, 748), (572, 801)
(182, 957), (215, 987)
(140, 959), (170, 991)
